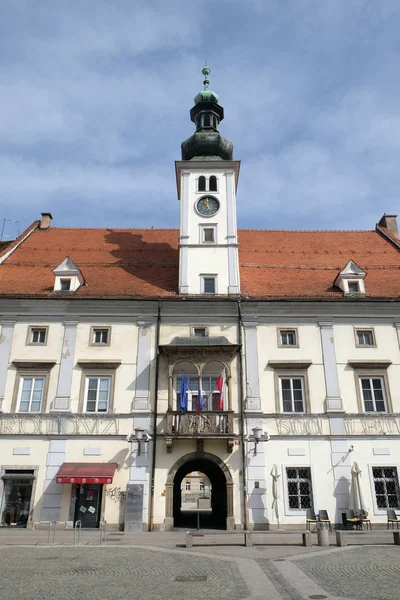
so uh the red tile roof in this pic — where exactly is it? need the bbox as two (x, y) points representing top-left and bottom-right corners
(0, 225), (399, 300)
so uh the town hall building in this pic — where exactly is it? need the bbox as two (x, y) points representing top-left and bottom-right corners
(1, 68), (400, 532)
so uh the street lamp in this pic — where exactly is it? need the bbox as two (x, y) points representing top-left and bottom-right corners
(245, 426), (270, 455)
(126, 427), (151, 456)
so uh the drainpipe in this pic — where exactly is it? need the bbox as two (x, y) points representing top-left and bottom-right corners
(149, 300), (161, 531)
(237, 300), (249, 530)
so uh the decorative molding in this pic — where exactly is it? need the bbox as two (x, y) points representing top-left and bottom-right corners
(344, 413), (400, 435)
(77, 360), (121, 369)
(12, 360), (56, 369)
(347, 359), (392, 369)
(0, 413), (120, 436)
(268, 360), (312, 370)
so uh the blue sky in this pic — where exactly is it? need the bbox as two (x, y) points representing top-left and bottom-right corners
(1, 1), (400, 238)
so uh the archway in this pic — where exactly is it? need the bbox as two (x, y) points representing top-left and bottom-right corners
(165, 452), (234, 531)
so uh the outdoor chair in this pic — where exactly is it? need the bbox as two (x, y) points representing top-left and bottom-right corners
(343, 510), (361, 530)
(358, 509), (372, 530)
(318, 509), (332, 532)
(306, 508), (318, 531)
(387, 509), (400, 529)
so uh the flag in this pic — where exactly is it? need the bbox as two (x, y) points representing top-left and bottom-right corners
(180, 371), (189, 413)
(197, 379), (205, 413)
(215, 369), (226, 410)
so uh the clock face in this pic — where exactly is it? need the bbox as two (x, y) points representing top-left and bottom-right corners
(196, 196), (220, 216)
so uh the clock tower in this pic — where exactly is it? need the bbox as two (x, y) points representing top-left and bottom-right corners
(176, 67), (240, 296)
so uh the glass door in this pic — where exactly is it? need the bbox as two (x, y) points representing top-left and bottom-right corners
(74, 484), (102, 528)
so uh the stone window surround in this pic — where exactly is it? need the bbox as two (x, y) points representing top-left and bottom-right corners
(77, 365), (119, 413)
(269, 361), (312, 414)
(195, 175), (219, 194)
(354, 326), (376, 348)
(282, 463), (315, 517)
(89, 326), (111, 347)
(367, 463), (400, 515)
(0, 465), (39, 526)
(200, 274), (218, 294)
(352, 367), (393, 414)
(277, 327), (299, 348)
(191, 325), (209, 338)
(26, 326), (49, 346)
(11, 363), (55, 413)
(199, 223), (217, 245)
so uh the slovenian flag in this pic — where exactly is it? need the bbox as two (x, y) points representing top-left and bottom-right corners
(215, 369), (226, 410)
(197, 379), (205, 413)
(180, 371), (189, 414)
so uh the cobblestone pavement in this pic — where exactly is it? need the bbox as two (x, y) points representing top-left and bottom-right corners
(293, 546), (400, 600)
(0, 547), (249, 600)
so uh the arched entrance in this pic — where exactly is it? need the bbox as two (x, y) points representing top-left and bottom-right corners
(165, 452), (234, 531)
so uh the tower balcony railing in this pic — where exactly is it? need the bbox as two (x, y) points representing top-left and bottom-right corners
(167, 410), (234, 437)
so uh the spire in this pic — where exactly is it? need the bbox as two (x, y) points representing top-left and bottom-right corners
(181, 66), (233, 161)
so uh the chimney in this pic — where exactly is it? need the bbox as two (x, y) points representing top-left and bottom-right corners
(40, 212), (53, 229)
(378, 214), (398, 237)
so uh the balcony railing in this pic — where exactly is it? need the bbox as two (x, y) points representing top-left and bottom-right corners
(167, 411), (233, 436)
(344, 413), (400, 436)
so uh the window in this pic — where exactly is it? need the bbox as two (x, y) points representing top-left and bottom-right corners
(193, 327), (208, 337)
(372, 467), (400, 509)
(60, 278), (71, 291)
(91, 327), (110, 345)
(279, 329), (298, 347)
(356, 329), (375, 347)
(202, 276), (216, 294)
(175, 375), (223, 411)
(202, 227), (215, 243)
(185, 480), (191, 491)
(286, 467), (313, 510)
(200, 481), (205, 492)
(85, 376), (111, 412)
(360, 377), (387, 412)
(28, 327), (47, 345)
(198, 176), (206, 192)
(17, 376), (45, 412)
(280, 377), (305, 412)
(348, 281), (360, 293)
(209, 176), (217, 192)
(203, 114), (211, 127)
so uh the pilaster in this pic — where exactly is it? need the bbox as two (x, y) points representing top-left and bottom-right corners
(0, 319), (16, 409)
(245, 418), (268, 529)
(133, 318), (155, 411)
(40, 439), (66, 522)
(52, 321), (79, 411)
(127, 415), (151, 529)
(243, 321), (261, 411)
(225, 170), (240, 294)
(319, 321), (343, 411)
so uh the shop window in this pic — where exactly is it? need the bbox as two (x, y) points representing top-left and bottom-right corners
(372, 467), (400, 509)
(286, 467), (313, 510)
(0, 471), (35, 527)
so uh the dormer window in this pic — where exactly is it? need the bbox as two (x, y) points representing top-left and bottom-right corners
(334, 260), (366, 295)
(53, 257), (84, 293)
(60, 279), (71, 291)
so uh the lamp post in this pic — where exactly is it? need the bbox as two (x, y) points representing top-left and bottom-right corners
(245, 426), (270, 455)
(126, 427), (151, 456)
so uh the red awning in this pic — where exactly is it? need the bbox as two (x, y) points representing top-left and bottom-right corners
(56, 462), (118, 485)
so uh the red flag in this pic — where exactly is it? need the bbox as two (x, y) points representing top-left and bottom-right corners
(215, 370), (226, 410)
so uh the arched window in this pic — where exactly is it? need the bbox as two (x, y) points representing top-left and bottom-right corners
(198, 176), (206, 192)
(203, 114), (211, 127)
(213, 116), (217, 128)
(209, 176), (217, 192)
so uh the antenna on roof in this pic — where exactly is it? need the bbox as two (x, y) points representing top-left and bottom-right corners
(0, 218), (20, 241)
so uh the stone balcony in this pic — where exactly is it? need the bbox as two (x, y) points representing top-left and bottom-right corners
(165, 411), (235, 452)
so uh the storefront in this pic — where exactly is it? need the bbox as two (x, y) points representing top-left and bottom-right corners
(56, 462), (118, 528)
(1, 470), (35, 528)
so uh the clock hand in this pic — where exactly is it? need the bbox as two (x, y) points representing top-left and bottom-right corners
(205, 198), (210, 210)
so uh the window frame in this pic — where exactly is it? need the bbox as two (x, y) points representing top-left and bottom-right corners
(358, 375), (388, 413)
(201, 274), (217, 295)
(200, 224), (217, 244)
(368, 464), (400, 515)
(191, 326), (209, 338)
(354, 327), (376, 348)
(283, 465), (315, 516)
(26, 326), (48, 346)
(83, 375), (112, 413)
(79, 369), (116, 413)
(60, 278), (71, 291)
(12, 370), (51, 413)
(173, 374), (225, 412)
(89, 326), (111, 347)
(278, 328), (299, 348)
(278, 375), (306, 413)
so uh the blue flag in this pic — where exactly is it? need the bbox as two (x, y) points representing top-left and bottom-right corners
(180, 371), (189, 413)
(197, 379), (204, 413)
